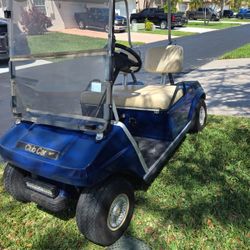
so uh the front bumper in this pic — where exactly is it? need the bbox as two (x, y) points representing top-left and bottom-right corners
(0, 123), (90, 187)
(114, 25), (126, 32)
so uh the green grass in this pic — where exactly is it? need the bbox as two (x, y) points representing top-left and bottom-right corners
(117, 40), (145, 47)
(27, 32), (107, 54)
(27, 32), (144, 55)
(137, 29), (197, 37)
(0, 115), (250, 249)
(187, 22), (240, 29)
(220, 43), (250, 59)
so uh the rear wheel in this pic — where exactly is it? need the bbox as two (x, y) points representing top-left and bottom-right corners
(160, 20), (167, 29)
(189, 14), (194, 20)
(76, 178), (134, 246)
(131, 19), (137, 25)
(190, 99), (207, 133)
(3, 163), (27, 202)
(78, 21), (85, 29)
(210, 15), (216, 21)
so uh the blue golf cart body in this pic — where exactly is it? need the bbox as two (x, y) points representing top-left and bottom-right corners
(0, 0), (206, 246)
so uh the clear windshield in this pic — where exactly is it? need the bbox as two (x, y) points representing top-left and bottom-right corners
(10, 0), (111, 131)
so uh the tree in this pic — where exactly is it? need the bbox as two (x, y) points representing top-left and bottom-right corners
(163, 0), (181, 13)
(189, 0), (203, 10)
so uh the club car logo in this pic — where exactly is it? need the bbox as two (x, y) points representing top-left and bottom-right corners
(25, 144), (47, 156)
(16, 142), (59, 160)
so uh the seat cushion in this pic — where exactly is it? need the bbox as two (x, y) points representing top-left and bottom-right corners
(113, 84), (183, 110)
(144, 45), (184, 74)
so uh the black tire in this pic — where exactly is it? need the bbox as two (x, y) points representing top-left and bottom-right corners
(3, 164), (27, 202)
(131, 19), (137, 25)
(160, 20), (167, 29)
(210, 15), (216, 21)
(189, 14), (194, 20)
(78, 21), (85, 29)
(105, 24), (109, 33)
(190, 99), (207, 133)
(76, 178), (134, 246)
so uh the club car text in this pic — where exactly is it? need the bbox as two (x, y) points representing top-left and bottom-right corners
(17, 142), (59, 160)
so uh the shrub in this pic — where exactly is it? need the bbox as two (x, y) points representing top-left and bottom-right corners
(20, 6), (52, 35)
(144, 18), (154, 31)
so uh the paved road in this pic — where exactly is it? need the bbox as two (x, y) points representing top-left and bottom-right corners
(139, 23), (250, 73)
(0, 24), (250, 136)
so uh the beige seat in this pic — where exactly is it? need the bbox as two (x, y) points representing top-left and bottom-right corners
(144, 45), (184, 74)
(113, 45), (184, 110)
(113, 85), (183, 110)
(81, 85), (183, 111)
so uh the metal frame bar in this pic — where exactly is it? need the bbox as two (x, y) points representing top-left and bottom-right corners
(114, 121), (149, 173)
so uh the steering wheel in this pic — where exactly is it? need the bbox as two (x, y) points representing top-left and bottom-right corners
(114, 43), (142, 74)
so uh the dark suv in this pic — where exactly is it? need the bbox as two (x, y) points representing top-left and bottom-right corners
(222, 10), (234, 18)
(0, 18), (8, 60)
(75, 8), (127, 32)
(130, 8), (187, 29)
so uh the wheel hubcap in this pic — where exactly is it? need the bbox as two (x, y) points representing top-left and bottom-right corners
(199, 106), (206, 126)
(79, 22), (84, 28)
(107, 194), (129, 231)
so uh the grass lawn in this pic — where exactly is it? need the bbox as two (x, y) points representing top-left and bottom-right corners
(220, 43), (250, 59)
(27, 32), (107, 54)
(187, 22), (240, 29)
(0, 115), (249, 249)
(27, 32), (143, 55)
(137, 29), (197, 37)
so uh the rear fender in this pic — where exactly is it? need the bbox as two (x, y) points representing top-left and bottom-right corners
(188, 90), (206, 120)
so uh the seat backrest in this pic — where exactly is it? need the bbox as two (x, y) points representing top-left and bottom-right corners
(144, 45), (184, 74)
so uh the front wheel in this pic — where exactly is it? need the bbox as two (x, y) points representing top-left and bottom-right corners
(190, 99), (207, 133)
(76, 178), (134, 246)
(160, 20), (167, 29)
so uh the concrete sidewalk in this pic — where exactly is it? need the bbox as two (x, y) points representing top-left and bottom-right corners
(178, 58), (250, 117)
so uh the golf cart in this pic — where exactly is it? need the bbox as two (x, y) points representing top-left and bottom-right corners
(0, 0), (206, 246)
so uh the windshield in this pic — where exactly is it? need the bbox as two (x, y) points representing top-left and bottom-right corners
(10, 0), (112, 132)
